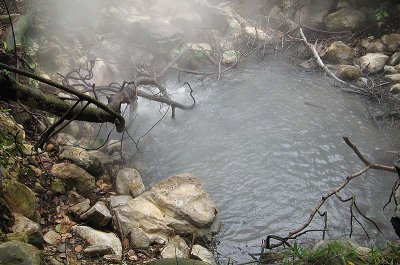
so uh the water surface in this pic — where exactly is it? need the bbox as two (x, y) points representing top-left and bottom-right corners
(128, 60), (399, 262)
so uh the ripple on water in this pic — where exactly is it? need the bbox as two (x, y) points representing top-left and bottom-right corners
(129, 61), (399, 262)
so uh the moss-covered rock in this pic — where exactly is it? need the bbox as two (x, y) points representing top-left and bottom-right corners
(50, 179), (66, 194)
(0, 112), (25, 143)
(0, 241), (42, 265)
(1, 179), (37, 220)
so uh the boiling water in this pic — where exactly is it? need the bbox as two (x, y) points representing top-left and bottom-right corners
(128, 60), (399, 262)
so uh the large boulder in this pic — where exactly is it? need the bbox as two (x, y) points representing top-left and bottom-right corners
(50, 163), (96, 197)
(0, 241), (42, 265)
(72, 226), (122, 260)
(115, 168), (145, 197)
(359, 53), (389, 74)
(324, 8), (366, 32)
(322, 41), (354, 64)
(1, 179), (37, 220)
(113, 174), (219, 244)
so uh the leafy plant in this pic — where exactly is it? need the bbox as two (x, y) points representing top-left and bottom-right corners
(375, 7), (389, 21)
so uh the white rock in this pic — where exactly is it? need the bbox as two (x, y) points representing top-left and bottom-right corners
(161, 235), (189, 259)
(191, 244), (215, 265)
(80, 201), (112, 227)
(390, 83), (400, 94)
(385, 74), (400, 83)
(359, 53), (389, 74)
(73, 226), (122, 260)
(384, 65), (398, 74)
(222, 50), (239, 64)
(115, 168), (145, 197)
(388, 51), (400, 66)
(108, 195), (131, 209)
(12, 213), (43, 246)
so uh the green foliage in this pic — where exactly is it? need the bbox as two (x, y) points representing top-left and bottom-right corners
(375, 7), (389, 21)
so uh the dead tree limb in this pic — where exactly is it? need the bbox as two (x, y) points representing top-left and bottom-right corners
(265, 136), (396, 250)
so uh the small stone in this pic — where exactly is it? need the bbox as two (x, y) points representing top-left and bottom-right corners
(381, 33), (400, 52)
(359, 53), (389, 74)
(69, 199), (91, 216)
(385, 74), (400, 83)
(80, 201), (112, 227)
(130, 227), (151, 248)
(115, 168), (145, 197)
(388, 51), (400, 66)
(74, 244), (83, 253)
(161, 235), (189, 259)
(59, 147), (102, 176)
(72, 226), (122, 260)
(51, 179), (66, 194)
(108, 195), (131, 209)
(322, 41), (354, 65)
(57, 243), (66, 253)
(336, 65), (362, 81)
(222, 50), (239, 64)
(384, 65), (398, 74)
(83, 244), (113, 257)
(390, 83), (400, 94)
(44, 230), (61, 246)
(191, 244), (215, 265)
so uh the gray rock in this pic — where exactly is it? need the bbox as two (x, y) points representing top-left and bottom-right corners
(83, 245), (113, 257)
(115, 168), (145, 197)
(12, 213), (44, 247)
(59, 146), (103, 176)
(51, 163), (96, 197)
(148, 258), (210, 265)
(72, 226), (122, 260)
(359, 53), (389, 74)
(80, 201), (112, 227)
(360, 38), (386, 53)
(130, 227), (152, 248)
(161, 235), (189, 259)
(390, 83), (400, 94)
(0, 241), (42, 265)
(191, 244), (215, 265)
(324, 8), (366, 32)
(1, 179), (37, 220)
(68, 191), (91, 216)
(385, 74), (400, 83)
(381, 34), (400, 52)
(322, 41), (354, 64)
(336, 65), (362, 81)
(108, 195), (131, 209)
(388, 51), (400, 66)
(43, 230), (61, 246)
(222, 50), (239, 64)
(384, 65), (398, 74)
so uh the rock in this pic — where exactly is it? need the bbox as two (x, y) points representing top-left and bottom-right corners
(53, 133), (77, 146)
(244, 26), (269, 41)
(0, 112), (25, 143)
(12, 213), (43, 247)
(390, 83), (400, 94)
(381, 34), (400, 52)
(83, 245), (113, 257)
(385, 74), (400, 83)
(87, 150), (114, 172)
(391, 205), (400, 238)
(69, 198), (91, 216)
(384, 65), (398, 74)
(114, 174), (218, 244)
(129, 19), (184, 56)
(72, 226), (122, 260)
(43, 230), (61, 246)
(222, 50), (239, 64)
(388, 51), (400, 66)
(61, 121), (80, 138)
(322, 41), (354, 64)
(51, 163), (96, 197)
(148, 174), (218, 228)
(1, 179), (37, 220)
(6, 232), (29, 243)
(313, 239), (371, 258)
(360, 38), (386, 53)
(115, 168), (145, 197)
(108, 195), (131, 209)
(148, 258), (210, 265)
(80, 201), (111, 227)
(324, 8), (366, 32)
(336, 65), (362, 81)
(59, 146), (102, 176)
(130, 227), (152, 248)
(191, 244), (215, 265)
(50, 179), (65, 194)
(359, 53), (389, 74)
(0, 241), (42, 265)
(161, 236), (189, 259)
